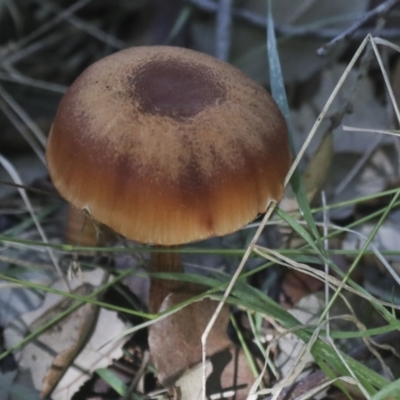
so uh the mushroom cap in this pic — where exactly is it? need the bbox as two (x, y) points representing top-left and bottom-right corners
(46, 46), (290, 245)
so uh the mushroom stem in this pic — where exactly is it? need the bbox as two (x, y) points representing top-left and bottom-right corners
(149, 247), (183, 313)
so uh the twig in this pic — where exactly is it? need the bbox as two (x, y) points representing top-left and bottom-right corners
(317, 0), (400, 56)
(281, 27), (400, 40)
(123, 351), (150, 400)
(216, 0), (233, 61)
(190, 0), (400, 40)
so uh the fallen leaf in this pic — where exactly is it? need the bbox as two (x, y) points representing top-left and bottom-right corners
(303, 130), (334, 204)
(281, 269), (324, 307)
(33, 284), (97, 398)
(275, 293), (323, 379)
(149, 291), (264, 399)
(208, 345), (259, 400)
(51, 307), (127, 400)
(281, 129), (334, 212)
(175, 360), (212, 400)
(149, 292), (231, 387)
(291, 64), (391, 158)
(4, 269), (127, 400)
(234, 0), (369, 84)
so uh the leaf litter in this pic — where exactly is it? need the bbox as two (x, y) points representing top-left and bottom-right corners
(2, 1), (400, 399)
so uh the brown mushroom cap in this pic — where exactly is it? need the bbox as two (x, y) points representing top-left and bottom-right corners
(46, 46), (290, 245)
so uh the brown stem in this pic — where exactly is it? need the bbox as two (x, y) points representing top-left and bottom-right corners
(149, 247), (183, 313)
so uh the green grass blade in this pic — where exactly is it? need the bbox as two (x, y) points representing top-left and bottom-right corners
(266, 0), (323, 246)
(165, 5), (192, 44)
(229, 284), (388, 392)
(95, 368), (127, 396)
(370, 378), (400, 400)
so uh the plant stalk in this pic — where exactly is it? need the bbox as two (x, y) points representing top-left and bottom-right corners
(149, 247), (183, 313)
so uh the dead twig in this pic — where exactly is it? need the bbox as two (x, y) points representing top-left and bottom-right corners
(317, 0), (400, 56)
(216, 0), (233, 61)
(190, 0), (400, 41)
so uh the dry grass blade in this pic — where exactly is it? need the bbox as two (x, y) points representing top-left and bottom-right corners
(0, 68), (67, 93)
(35, 0), (126, 50)
(0, 85), (46, 148)
(201, 202), (276, 399)
(317, 0), (400, 55)
(3, 1), (400, 396)
(285, 35), (370, 187)
(0, 100), (46, 164)
(343, 126), (400, 137)
(0, 154), (70, 291)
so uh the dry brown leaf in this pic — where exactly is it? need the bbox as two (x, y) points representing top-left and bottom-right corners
(194, 0), (369, 85)
(291, 64), (391, 159)
(275, 294), (322, 380)
(281, 269), (324, 307)
(208, 345), (259, 400)
(149, 292), (231, 387)
(281, 129), (334, 212)
(303, 130), (334, 204)
(149, 291), (262, 399)
(175, 345), (258, 400)
(4, 269), (127, 400)
(175, 360), (213, 400)
(28, 284), (98, 398)
(51, 306), (126, 400)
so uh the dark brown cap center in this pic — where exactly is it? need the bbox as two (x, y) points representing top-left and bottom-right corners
(130, 59), (226, 120)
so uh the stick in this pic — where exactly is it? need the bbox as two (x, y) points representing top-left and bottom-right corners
(317, 0), (400, 56)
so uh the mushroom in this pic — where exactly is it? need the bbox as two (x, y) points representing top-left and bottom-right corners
(46, 44), (290, 315)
